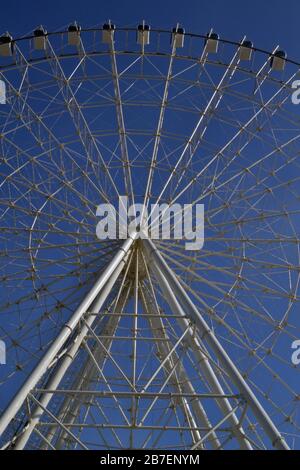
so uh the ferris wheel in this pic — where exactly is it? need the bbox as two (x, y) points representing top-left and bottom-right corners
(0, 22), (300, 450)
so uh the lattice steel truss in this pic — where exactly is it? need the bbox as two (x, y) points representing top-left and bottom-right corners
(0, 25), (300, 450)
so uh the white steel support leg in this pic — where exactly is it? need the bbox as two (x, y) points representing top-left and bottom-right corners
(143, 238), (289, 450)
(41, 258), (134, 450)
(144, 245), (251, 450)
(139, 254), (221, 449)
(0, 234), (137, 438)
(140, 290), (214, 449)
(53, 286), (132, 450)
(52, 292), (132, 450)
(12, 250), (131, 449)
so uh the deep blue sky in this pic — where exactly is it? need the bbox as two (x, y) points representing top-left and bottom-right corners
(1, 0), (300, 450)
(1, 0), (300, 61)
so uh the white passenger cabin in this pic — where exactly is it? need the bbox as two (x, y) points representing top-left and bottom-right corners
(239, 40), (253, 61)
(171, 27), (185, 48)
(68, 23), (81, 46)
(102, 23), (115, 44)
(137, 24), (150, 46)
(0, 34), (13, 56)
(33, 27), (47, 50)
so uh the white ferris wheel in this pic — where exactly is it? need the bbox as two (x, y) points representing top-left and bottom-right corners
(0, 22), (299, 450)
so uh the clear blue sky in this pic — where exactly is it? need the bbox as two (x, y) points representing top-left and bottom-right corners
(1, 0), (300, 450)
(1, 0), (300, 61)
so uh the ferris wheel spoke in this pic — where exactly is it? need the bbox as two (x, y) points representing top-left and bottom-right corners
(165, 243), (298, 306)
(142, 39), (177, 211)
(156, 243), (289, 327)
(168, 40), (245, 201)
(1, 26), (300, 449)
(23, 40), (118, 205)
(163, 69), (299, 210)
(0, 85), (111, 212)
(108, 37), (135, 205)
(0, 242), (120, 318)
(253, 46), (279, 96)
(168, 130), (300, 228)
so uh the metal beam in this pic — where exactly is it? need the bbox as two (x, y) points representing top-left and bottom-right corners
(109, 37), (135, 204)
(150, 42), (243, 216)
(144, 246), (252, 449)
(142, 37), (177, 215)
(140, 290), (208, 448)
(12, 251), (131, 449)
(0, 234), (137, 438)
(140, 253), (220, 449)
(143, 238), (289, 450)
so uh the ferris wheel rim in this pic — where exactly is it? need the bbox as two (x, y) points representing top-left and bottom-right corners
(1, 25), (299, 68)
(0, 22), (300, 450)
